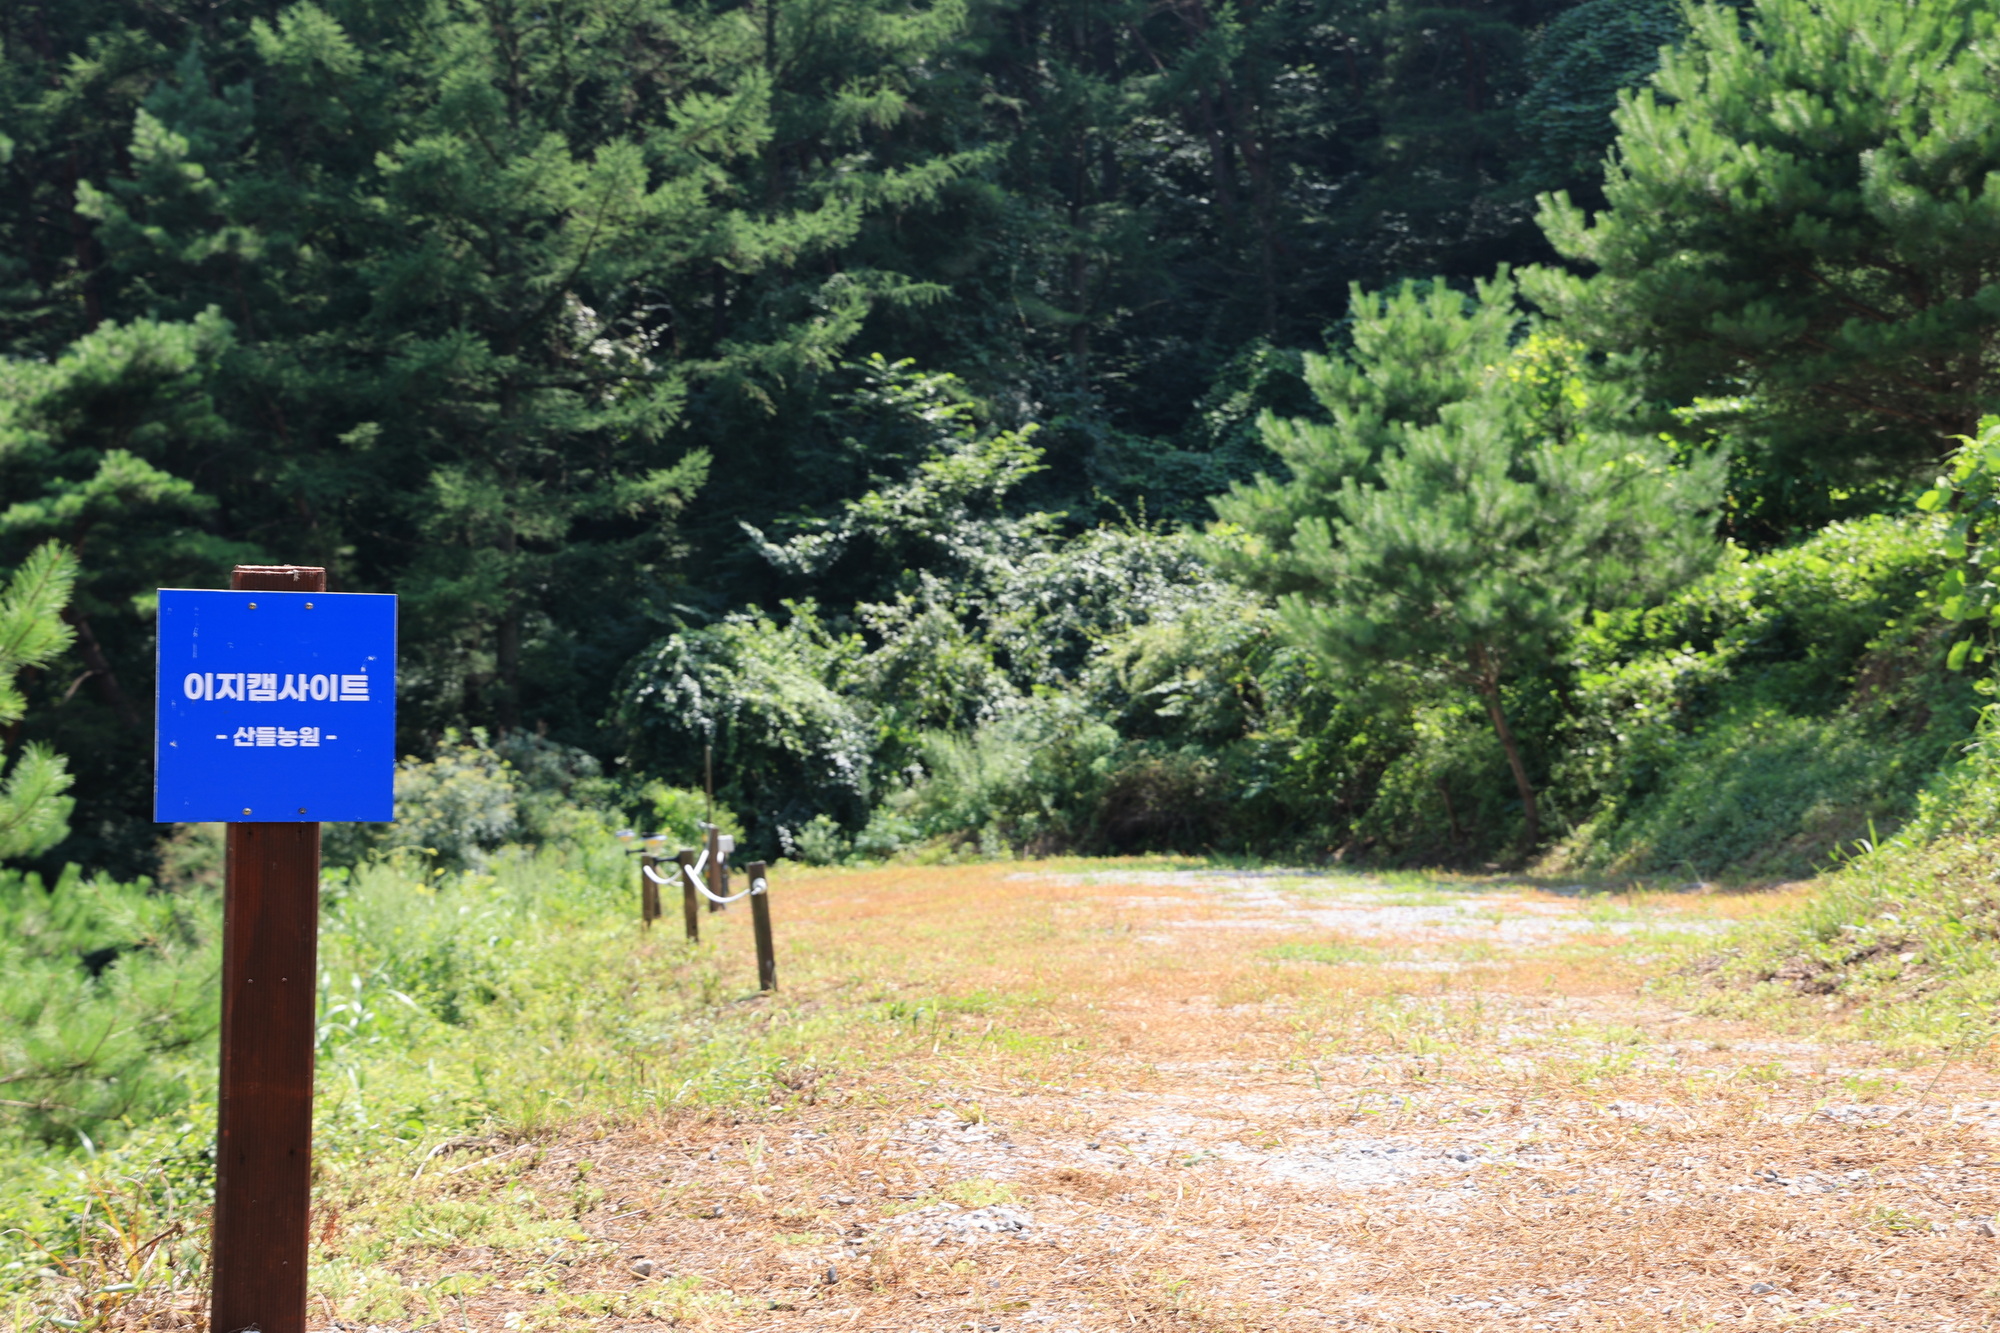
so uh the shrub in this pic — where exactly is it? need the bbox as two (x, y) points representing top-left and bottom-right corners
(326, 730), (520, 871)
(1091, 751), (1227, 853)
(787, 814), (850, 866)
(615, 603), (872, 855)
(1551, 514), (1974, 875)
(901, 694), (1120, 853)
(631, 781), (743, 849)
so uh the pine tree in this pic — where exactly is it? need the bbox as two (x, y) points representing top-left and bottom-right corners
(1529, 0), (2000, 529)
(1207, 273), (1523, 597)
(0, 543), (79, 861)
(1211, 281), (1722, 850)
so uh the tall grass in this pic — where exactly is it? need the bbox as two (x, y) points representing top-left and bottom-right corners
(0, 816), (891, 1322)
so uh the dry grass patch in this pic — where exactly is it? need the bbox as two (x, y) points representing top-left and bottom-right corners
(17, 859), (1999, 1332)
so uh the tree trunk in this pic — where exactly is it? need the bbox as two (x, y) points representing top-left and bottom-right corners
(61, 608), (139, 730)
(496, 524), (521, 731)
(496, 609), (521, 732)
(1437, 779), (1464, 846)
(1473, 666), (1538, 852)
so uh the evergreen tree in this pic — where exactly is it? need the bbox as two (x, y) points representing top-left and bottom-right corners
(1517, 0), (1685, 191)
(0, 314), (252, 872)
(1529, 0), (2000, 532)
(1212, 281), (1722, 849)
(1, 0), (982, 866)
(1207, 272), (1523, 597)
(0, 0), (1627, 872)
(0, 542), (80, 861)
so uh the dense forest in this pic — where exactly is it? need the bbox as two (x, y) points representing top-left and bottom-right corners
(4, 0), (1999, 882)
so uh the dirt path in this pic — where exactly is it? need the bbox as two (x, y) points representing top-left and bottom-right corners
(366, 864), (2000, 1332)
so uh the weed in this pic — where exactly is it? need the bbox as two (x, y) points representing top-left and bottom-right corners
(1838, 1073), (1901, 1102)
(1863, 1205), (1932, 1234)
(943, 1179), (1019, 1207)
(1263, 940), (1379, 966)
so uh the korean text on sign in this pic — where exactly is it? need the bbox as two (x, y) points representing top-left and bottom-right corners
(184, 672), (371, 702)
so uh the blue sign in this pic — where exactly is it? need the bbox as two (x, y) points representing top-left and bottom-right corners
(154, 590), (397, 823)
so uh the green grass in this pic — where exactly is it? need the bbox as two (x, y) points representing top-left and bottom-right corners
(1690, 835), (2000, 1047)
(0, 830), (1032, 1318)
(1263, 940), (1387, 965)
(1684, 725), (2000, 1047)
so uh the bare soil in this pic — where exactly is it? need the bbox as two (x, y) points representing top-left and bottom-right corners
(324, 864), (2000, 1331)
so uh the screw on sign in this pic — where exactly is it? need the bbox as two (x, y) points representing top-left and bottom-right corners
(154, 567), (397, 1333)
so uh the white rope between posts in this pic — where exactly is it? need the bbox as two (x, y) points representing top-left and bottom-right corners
(641, 859), (753, 906)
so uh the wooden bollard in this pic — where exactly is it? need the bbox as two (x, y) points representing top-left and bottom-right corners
(676, 848), (700, 942)
(749, 860), (776, 991)
(639, 853), (660, 928)
(706, 824), (726, 913)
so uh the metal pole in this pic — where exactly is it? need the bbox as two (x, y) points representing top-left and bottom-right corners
(676, 847), (700, 942)
(749, 861), (776, 991)
(211, 564), (325, 1333)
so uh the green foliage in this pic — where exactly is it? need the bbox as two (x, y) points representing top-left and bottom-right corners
(1352, 697), (1515, 860)
(1264, 331), (1720, 696)
(616, 604), (874, 853)
(632, 782), (744, 851)
(1530, 0), (2000, 528)
(1556, 514), (1971, 876)
(626, 366), (1275, 853)
(0, 0), (1681, 872)
(896, 695), (1123, 855)
(6, 0), (1988, 887)
(1208, 275), (1524, 599)
(1588, 710), (1923, 879)
(1692, 706), (2000, 1043)
(1214, 277), (1724, 849)
(887, 573), (1368, 858)
(788, 814), (853, 867)
(0, 865), (219, 1146)
(0, 0), (983, 866)
(328, 730), (622, 871)
(1518, 0), (1686, 187)
(494, 733), (621, 845)
(1081, 574), (1277, 746)
(381, 734), (520, 873)
(0, 543), (79, 861)
(0, 313), (247, 873)
(1915, 415), (2000, 672)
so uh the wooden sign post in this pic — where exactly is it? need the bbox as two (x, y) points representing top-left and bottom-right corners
(155, 564), (397, 1333)
(213, 564), (324, 1333)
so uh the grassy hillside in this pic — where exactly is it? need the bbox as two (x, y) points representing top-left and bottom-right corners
(1549, 513), (1975, 879)
(1690, 707), (2000, 1047)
